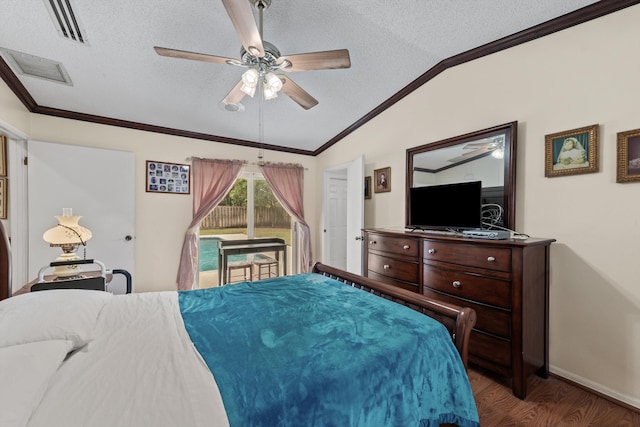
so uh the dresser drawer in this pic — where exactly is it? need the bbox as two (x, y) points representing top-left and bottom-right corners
(423, 264), (511, 309)
(423, 241), (511, 272)
(367, 270), (420, 293)
(366, 234), (419, 258)
(368, 252), (419, 283)
(470, 331), (511, 368)
(423, 288), (511, 338)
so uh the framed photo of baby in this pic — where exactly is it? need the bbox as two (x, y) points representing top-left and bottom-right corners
(545, 124), (598, 177)
(374, 167), (391, 193)
(616, 128), (640, 183)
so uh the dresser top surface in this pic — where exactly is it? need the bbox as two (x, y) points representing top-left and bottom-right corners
(364, 228), (556, 247)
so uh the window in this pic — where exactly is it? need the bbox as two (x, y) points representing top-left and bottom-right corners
(198, 172), (292, 286)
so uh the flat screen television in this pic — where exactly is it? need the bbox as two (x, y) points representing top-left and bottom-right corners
(407, 181), (482, 230)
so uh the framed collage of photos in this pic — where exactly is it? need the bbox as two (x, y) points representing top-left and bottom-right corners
(146, 160), (190, 194)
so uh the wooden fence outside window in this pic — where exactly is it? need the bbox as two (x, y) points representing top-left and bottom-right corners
(201, 206), (290, 229)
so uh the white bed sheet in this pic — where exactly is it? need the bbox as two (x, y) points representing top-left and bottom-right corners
(26, 292), (229, 427)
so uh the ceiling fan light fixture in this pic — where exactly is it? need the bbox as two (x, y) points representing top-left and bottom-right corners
(241, 68), (259, 86)
(491, 137), (505, 159)
(240, 68), (259, 97)
(240, 83), (256, 97)
(263, 86), (278, 100)
(264, 72), (283, 92)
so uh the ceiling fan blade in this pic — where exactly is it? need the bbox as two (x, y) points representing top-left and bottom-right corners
(279, 75), (318, 110)
(222, 80), (247, 106)
(448, 147), (494, 163)
(277, 49), (351, 72)
(154, 46), (240, 65)
(222, 0), (265, 58)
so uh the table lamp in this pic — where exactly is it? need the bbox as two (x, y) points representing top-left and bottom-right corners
(42, 208), (92, 279)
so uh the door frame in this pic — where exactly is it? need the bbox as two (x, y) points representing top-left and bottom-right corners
(322, 171), (348, 269)
(0, 119), (29, 294)
(322, 155), (364, 274)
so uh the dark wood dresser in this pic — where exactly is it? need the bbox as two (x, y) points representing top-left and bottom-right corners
(363, 228), (555, 399)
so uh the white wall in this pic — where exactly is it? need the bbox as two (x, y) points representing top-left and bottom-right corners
(316, 5), (640, 408)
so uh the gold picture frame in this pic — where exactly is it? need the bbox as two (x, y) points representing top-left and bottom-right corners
(0, 178), (7, 219)
(374, 167), (391, 193)
(364, 176), (371, 199)
(0, 135), (6, 177)
(616, 128), (640, 183)
(545, 124), (598, 177)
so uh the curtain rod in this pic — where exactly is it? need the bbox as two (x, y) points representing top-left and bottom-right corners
(184, 157), (308, 170)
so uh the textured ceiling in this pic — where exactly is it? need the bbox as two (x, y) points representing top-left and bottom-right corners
(0, 0), (618, 154)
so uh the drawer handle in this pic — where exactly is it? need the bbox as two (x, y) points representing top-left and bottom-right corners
(369, 240), (376, 245)
(428, 248), (435, 254)
(487, 256), (496, 262)
(452, 280), (462, 289)
(383, 264), (390, 270)
(403, 245), (410, 250)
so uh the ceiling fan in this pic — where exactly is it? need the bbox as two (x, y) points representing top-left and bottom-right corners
(154, 0), (351, 111)
(447, 135), (505, 163)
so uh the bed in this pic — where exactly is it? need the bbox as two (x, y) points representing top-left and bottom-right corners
(0, 263), (479, 427)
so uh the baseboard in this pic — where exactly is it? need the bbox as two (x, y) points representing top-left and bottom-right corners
(549, 365), (640, 413)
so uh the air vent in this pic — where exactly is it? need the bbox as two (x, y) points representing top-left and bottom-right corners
(0, 48), (73, 86)
(42, 0), (87, 44)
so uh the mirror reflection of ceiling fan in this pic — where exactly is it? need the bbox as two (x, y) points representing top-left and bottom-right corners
(154, 0), (351, 111)
(447, 135), (505, 163)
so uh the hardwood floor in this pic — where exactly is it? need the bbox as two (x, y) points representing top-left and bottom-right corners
(468, 368), (640, 426)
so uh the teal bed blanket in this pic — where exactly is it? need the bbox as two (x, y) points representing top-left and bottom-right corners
(179, 273), (479, 427)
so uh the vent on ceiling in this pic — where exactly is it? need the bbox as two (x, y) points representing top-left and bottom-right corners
(0, 48), (73, 86)
(42, 0), (87, 43)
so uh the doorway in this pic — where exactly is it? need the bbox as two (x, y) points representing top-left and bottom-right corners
(322, 155), (364, 275)
(27, 141), (135, 293)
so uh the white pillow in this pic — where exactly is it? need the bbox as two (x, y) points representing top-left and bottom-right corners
(0, 340), (74, 427)
(0, 289), (112, 349)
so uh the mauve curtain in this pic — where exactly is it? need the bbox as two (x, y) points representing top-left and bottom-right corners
(259, 162), (312, 273)
(177, 158), (244, 290)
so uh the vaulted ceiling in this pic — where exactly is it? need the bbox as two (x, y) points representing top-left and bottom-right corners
(1, 1), (633, 155)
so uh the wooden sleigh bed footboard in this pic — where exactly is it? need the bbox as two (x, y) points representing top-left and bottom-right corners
(312, 262), (477, 368)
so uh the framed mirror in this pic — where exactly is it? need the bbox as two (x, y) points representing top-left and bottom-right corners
(406, 121), (517, 231)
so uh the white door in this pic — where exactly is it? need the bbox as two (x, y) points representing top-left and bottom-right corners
(325, 176), (348, 270)
(323, 155), (364, 275)
(27, 141), (135, 293)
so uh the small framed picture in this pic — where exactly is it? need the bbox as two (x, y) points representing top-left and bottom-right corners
(0, 135), (6, 177)
(545, 124), (598, 177)
(146, 160), (191, 194)
(0, 178), (7, 219)
(374, 167), (391, 193)
(364, 176), (371, 199)
(616, 128), (640, 183)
